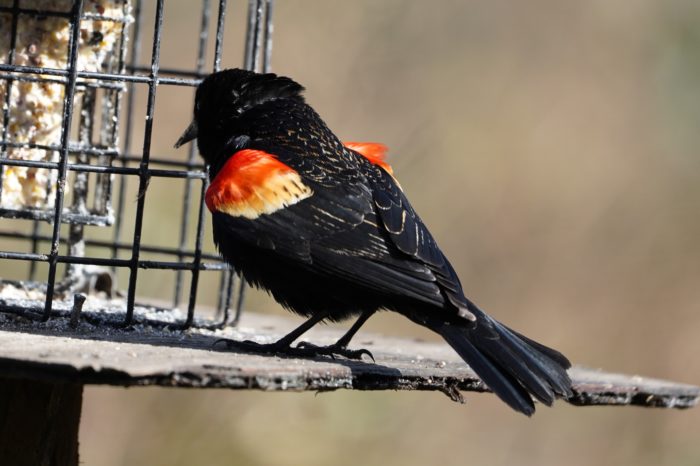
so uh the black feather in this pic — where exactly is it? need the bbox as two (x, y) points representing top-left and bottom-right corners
(439, 324), (536, 415)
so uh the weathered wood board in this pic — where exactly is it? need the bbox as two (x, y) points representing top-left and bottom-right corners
(0, 311), (697, 409)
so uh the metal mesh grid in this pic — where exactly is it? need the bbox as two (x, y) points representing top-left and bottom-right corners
(0, 0), (275, 328)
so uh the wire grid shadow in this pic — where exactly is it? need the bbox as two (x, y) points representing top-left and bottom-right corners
(0, 0), (275, 329)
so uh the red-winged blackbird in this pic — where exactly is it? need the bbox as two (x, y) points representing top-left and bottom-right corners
(176, 68), (572, 415)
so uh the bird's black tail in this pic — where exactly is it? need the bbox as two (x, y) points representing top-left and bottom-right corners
(435, 305), (573, 416)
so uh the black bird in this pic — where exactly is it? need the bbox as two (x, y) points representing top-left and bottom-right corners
(176, 68), (573, 415)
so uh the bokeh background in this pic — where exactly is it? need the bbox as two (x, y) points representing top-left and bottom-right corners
(3, 0), (700, 464)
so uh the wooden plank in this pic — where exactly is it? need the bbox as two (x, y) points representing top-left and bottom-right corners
(0, 311), (697, 409)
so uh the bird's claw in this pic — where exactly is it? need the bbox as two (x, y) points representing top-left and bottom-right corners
(213, 338), (277, 353)
(296, 341), (375, 362)
(213, 338), (374, 362)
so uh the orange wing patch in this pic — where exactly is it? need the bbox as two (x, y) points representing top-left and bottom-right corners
(206, 149), (313, 219)
(344, 142), (393, 174)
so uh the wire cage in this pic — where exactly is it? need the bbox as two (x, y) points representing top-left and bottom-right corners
(0, 0), (275, 329)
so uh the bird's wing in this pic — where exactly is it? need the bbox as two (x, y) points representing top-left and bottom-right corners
(206, 146), (373, 262)
(363, 163), (473, 313)
(207, 145), (467, 311)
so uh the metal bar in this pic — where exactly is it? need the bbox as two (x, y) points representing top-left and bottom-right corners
(244, 0), (256, 70)
(0, 230), (224, 262)
(0, 252), (228, 271)
(0, 140), (118, 156)
(0, 140), (208, 168)
(93, 89), (115, 215)
(28, 221), (41, 280)
(215, 267), (228, 318)
(0, 0), (21, 203)
(126, 65), (209, 79)
(65, 89), (96, 281)
(0, 208), (111, 225)
(0, 72), (126, 90)
(244, 0), (263, 71)
(93, 0), (131, 220)
(42, 0), (86, 321)
(0, 64), (200, 87)
(214, 0), (228, 72)
(184, 179), (209, 327)
(112, 0), (144, 270)
(174, 0), (212, 309)
(0, 6), (132, 23)
(262, 0), (275, 73)
(114, 155), (203, 169)
(222, 268), (236, 326)
(0, 158), (206, 179)
(252, 0), (264, 71)
(125, 0), (166, 326)
(196, 0), (212, 73)
(0, 251), (48, 261)
(232, 272), (246, 326)
(72, 258), (227, 271)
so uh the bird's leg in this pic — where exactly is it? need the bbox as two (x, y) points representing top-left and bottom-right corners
(296, 310), (376, 361)
(215, 312), (328, 356)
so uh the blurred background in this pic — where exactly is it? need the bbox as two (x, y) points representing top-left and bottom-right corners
(5, 0), (700, 464)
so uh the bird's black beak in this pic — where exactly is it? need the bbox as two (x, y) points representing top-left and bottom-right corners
(174, 120), (198, 148)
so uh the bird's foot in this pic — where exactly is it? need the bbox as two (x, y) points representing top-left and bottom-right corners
(214, 338), (372, 361)
(295, 341), (375, 362)
(214, 338), (287, 355)
(214, 338), (374, 362)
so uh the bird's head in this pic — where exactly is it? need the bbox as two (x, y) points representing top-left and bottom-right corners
(175, 68), (305, 166)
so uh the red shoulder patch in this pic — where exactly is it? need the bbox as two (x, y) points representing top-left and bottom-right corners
(205, 149), (313, 219)
(343, 142), (393, 174)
